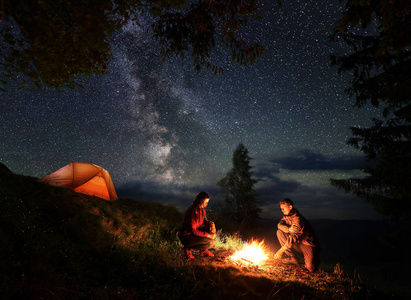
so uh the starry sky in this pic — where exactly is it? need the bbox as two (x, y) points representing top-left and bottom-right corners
(1, 0), (385, 220)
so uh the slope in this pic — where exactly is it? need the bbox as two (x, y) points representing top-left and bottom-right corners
(0, 165), (400, 299)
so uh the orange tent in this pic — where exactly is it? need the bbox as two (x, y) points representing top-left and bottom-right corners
(39, 162), (118, 200)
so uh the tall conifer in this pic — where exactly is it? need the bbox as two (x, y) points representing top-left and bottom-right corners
(217, 143), (261, 226)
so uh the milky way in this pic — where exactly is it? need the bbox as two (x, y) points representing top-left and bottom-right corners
(0, 0), (384, 220)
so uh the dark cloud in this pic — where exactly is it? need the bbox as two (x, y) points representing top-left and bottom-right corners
(270, 149), (367, 171)
(252, 163), (302, 206)
(256, 178), (301, 203)
(253, 164), (281, 182)
(116, 180), (221, 210)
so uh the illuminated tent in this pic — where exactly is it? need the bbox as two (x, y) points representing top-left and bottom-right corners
(39, 162), (118, 200)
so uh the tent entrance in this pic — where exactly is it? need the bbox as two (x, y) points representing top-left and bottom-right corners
(73, 175), (110, 200)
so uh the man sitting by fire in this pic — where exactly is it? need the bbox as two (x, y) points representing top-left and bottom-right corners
(273, 198), (321, 272)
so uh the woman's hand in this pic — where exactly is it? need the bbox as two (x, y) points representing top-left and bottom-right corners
(207, 232), (217, 239)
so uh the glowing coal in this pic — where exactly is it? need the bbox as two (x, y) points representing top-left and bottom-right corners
(229, 239), (268, 266)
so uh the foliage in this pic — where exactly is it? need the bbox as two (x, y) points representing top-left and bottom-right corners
(330, 0), (411, 225)
(0, 0), (270, 91)
(0, 0), (130, 91)
(216, 143), (261, 227)
(152, 0), (267, 75)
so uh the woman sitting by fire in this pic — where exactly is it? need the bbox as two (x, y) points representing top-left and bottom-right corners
(178, 191), (216, 259)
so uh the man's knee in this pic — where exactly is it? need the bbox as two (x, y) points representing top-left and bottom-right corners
(276, 229), (288, 246)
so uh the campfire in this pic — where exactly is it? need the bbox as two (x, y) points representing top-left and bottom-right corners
(229, 239), (269, 267)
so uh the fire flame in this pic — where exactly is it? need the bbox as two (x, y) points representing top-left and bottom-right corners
(230, 239), (268, 266)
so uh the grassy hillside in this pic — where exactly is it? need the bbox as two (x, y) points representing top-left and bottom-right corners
(0, 166), (404, 299)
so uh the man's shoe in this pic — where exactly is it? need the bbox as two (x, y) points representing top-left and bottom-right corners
(200, 250), (214, 257)
(183, 248), (195, 259)
(281, 257), (299, 265)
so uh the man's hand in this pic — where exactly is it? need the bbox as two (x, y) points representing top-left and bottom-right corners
(278, 220), (290, 233)
(289, 224), (300, 234)
(273, 246), (286, 259)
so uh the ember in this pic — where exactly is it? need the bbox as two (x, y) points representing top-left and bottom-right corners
(229, 239), (268, 266)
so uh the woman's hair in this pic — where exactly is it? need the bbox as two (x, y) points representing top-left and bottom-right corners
(192, 191), (210, 207)
(280, 198), (294, 207)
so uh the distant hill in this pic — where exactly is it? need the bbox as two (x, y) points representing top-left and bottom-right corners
(0, 162), (12, 174)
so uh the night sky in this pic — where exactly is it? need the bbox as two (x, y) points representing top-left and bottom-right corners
(1, 0), (384, 220)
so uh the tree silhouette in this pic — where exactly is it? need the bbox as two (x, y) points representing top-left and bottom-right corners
(0, 0), (271, 91)
(330, 0), (411, 225)
(216, 143), (261, 226)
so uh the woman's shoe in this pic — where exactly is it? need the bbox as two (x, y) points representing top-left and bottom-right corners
(200, 250), (214, 257)
(183, 247), (195, 259)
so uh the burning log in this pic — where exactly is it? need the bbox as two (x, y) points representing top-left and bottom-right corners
(239, 257), (253, 264)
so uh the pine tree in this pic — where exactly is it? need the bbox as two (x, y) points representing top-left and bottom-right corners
(217, 143), (261, 226)
(330, 0), (411, 225)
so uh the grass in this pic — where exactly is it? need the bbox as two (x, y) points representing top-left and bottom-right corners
(0, 167), (406, 299)
(214, 230), (246, 251)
